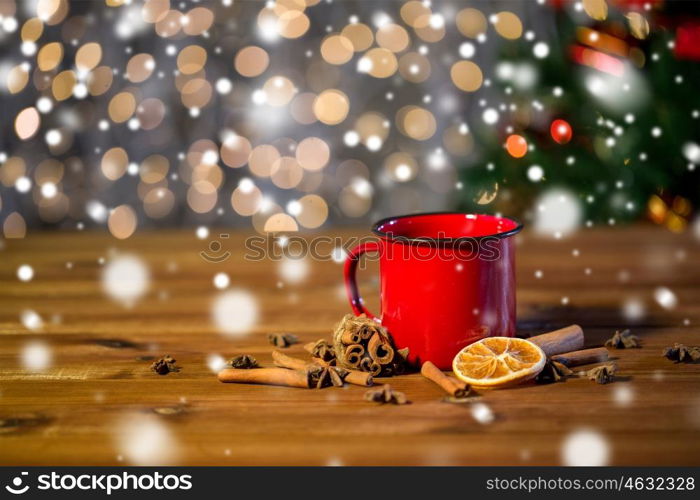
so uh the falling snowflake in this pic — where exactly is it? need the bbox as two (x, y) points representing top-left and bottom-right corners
(561, 428), (610, 466)
(211, 289), (258, 336)
(101, 255), (151, 307)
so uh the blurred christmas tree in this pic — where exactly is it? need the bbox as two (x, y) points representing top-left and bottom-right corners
(458, 0), (700, 234)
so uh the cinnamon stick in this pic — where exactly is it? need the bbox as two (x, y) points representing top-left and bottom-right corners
(359, 357), (382, 376)
(358, 324), (374, 340)
(344, 344), (364, 367)
(368, 332), (395, 364)
(421, 361), (470, 398)
(271, 350), (373, 387)
(340, 330), (361, 344)
(528, 325), (584, 357)
(344, 370), (373, 387)
(272, 350), (308, 371)
(551, 347), (609, 367)
(217, 367), (309, 388)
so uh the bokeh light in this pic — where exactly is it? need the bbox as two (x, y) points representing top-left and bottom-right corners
(456, 8), (487, 38)
(492, 11), (523, 40)
(234, 46), (269, 77)
(108, 205), (138, 239)
(506, 134), (528, 158)
(313, 89), (350, 125)
(450, 61), (483, 92)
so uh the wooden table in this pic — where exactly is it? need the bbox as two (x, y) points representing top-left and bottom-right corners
(1, 226), (699, 465)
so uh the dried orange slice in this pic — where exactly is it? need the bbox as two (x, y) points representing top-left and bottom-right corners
(452, 337), (546, 389)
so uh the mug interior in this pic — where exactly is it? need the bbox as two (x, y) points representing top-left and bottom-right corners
(373, 213), (522, 241)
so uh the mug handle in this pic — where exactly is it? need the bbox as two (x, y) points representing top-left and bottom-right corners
(344, 241), (380, 319)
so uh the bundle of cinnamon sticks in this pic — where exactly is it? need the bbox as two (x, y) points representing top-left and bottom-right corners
(325, 313), (408, 376)
(218, 315), (405, 390)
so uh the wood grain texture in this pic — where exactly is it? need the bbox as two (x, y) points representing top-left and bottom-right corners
(1, 226), (699, 465)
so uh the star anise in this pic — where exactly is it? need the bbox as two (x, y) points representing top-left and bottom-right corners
(605, 329), (640, 349)
(150, 355), (179, 375)
(663, 343), (700, 363)
(381, 364), (397, 377)
(268, 332), (299, 348)
(363, 384), (409, 405)
(536, 359), (573, 384)
(306, 339), (336, 363)
(306, 364), (347, 388)
(583, 363), (616, 384)
(389, 347), (411, 375)
(229, 354), (258, 369)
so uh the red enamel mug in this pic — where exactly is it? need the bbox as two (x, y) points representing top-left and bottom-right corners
(344, 212), (523, 370)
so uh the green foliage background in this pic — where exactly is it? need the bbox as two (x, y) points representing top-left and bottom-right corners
(458, 8), (700, 227)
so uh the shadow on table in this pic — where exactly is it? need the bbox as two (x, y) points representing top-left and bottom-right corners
(517, 304), (679, 345)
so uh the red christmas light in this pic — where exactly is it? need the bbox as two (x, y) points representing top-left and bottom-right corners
(675, 22), (700, 61)
(550, 119), (572, 144)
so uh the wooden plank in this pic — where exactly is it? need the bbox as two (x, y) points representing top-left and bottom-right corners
(1, 227), (699, 465)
